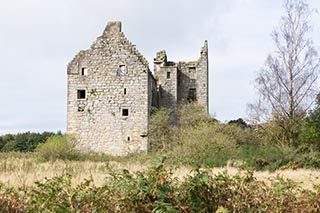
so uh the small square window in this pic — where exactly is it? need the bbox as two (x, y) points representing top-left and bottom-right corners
(77, 90), (86, 99)
(77, 106), (85, 112)
(118, 65), (127, 76)
(189, 67), (196, 73)
(122, 109), (129, 116)
(81, 67), (88, 76)
(167, 71), (171, 79)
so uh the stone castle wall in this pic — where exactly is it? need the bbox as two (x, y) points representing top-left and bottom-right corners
(154, 41), (209, 112)
(67, 22), (150, 155)
(196, 41), (209, 112)
(153, 51), (178, 110)
(67, 21), (208, 155)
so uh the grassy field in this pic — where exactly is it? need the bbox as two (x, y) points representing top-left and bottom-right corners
(1, 154), (320, 212)
(1, 153), (319, 191)
(2, 103), (320, 211)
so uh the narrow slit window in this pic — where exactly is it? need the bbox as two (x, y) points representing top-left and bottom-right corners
(122, 109), (129, 116)
(124, 88), (127, 95)
(77, 90), (86, 99)
(81, 67), (88, 76)
(127, 137), (131, 142)
(167, 71), (171, 79)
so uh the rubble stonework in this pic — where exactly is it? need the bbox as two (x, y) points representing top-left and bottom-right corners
(67, 21), (209, 155)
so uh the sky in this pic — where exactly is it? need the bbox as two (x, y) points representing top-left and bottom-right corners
(0, 0), (320, 134)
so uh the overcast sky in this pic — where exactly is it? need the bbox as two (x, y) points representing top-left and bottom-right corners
(0, 0), (320, 134)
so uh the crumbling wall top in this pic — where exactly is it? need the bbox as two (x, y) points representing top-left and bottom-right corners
(103, 21), (122, 36)
(154, 50), (167, 64)
(201, 40), (208, 56)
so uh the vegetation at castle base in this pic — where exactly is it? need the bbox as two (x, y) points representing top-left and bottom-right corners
(148, 100), (320, 171)
(2, 105), (320, 211)
(35, 135), (81, 161)
(1, 158), (320, 212)
(2, 99), (320, 172)
(140, 0), (320, 172)
(0, 133), (114, 165)
(2, 100), (320, 172)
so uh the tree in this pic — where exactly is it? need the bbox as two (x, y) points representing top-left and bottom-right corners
(0, 132), (55, 152)
(300, 94), (320, 148)
(249, 0), (320, 146)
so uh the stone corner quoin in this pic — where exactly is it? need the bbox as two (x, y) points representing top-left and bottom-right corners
(67, 21), (209, 156)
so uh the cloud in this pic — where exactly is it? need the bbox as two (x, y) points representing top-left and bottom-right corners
(0, 0), (319, 134)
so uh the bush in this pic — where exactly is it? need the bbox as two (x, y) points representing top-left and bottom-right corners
(1, 160), (320, 212)
(148, 103), (215, 154)
(177, 102), (213, 128)
(35, 135), (80, 161)
(150, 103), (289, 169)
(236, 144), (293, 171)
(27, 174), (111, 212)
(148, 107), (174, 152)
(0, 183), (24, 212)
(174, 122), (238, 167)
(299, 94), (320, 147)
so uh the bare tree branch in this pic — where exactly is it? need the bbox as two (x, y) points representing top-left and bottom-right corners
(248, 0), (320, 145)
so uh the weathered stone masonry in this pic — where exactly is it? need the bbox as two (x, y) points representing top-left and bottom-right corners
(67, 21), (208, 155)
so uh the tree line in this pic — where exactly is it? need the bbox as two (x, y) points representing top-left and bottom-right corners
(0, 131), (58, 152)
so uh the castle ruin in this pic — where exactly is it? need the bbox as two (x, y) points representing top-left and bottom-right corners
(67, 21), (208, 155)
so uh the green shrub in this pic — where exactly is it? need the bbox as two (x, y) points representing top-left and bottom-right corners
(1, 160), (320, 211)
(177, 102), (214, 128)
(299, 94), (320, 148)
(172, 122), (238, 167)
(148, 107), (175, 152)
(27, 174), (112, 212)
(236, 144), (292, 171)
(0, 183), (24, 212)
(35, 135), (80, 161)
(1, 140), (17, 153)
(104, 161), (180, 212)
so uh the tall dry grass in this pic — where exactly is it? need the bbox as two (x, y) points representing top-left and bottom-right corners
(0, 153), (149, 188)
(0, 154), (319, 191)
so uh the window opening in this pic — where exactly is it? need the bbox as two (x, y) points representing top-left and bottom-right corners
(77, 106), (85, 112)
(187, 88), (197, 102)
(124, 88), (127, 95)
(189, 67), (196, 73)
(127, 137), (131, 141)
(189, 67), (196, 79)
(122, 109), (129, 116)
(77, 90), (86, 99)
(81, 67), (88, 76)
(167, 71), (171, 79)
(118, 65), (127, 76)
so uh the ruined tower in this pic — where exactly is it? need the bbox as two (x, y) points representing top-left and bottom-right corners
(153, 41), (209, 113)
(67, 21), (208, 155)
